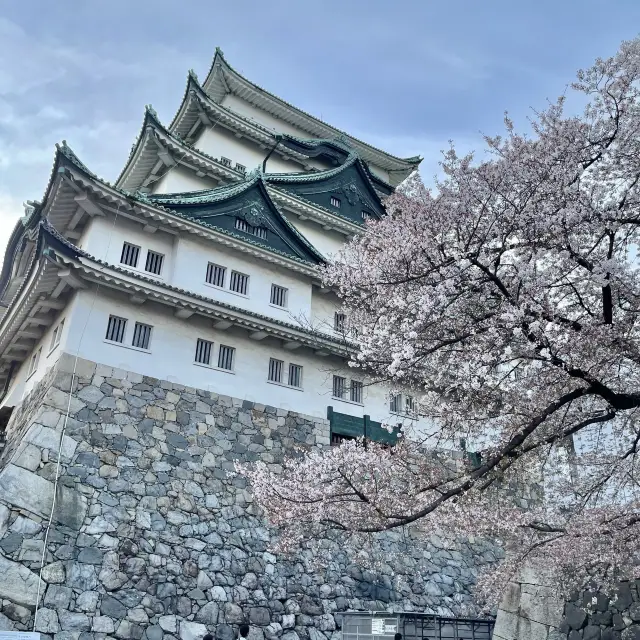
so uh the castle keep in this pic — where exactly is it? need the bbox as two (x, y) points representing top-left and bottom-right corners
(0, 50), (503, 639)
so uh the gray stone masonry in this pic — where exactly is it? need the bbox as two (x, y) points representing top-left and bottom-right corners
(0, 353), (500, 640)
(493, 567), (640, 640)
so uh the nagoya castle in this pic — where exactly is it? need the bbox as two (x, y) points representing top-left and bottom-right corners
(0, 50), (511, 639)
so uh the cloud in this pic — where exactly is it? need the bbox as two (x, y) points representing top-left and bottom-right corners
(0, 17), (156, 97)
(0, 192), (23, 262)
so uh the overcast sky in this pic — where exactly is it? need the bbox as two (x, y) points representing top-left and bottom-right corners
(1, 1), (639, 259)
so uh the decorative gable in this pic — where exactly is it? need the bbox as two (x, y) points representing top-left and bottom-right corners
(147, 181), (324, 264)
(269, 160), (386, 225)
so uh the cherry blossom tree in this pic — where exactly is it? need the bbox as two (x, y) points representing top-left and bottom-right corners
(239, 38), (640, 608)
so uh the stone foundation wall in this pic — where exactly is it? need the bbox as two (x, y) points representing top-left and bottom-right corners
(0, 354), (498, 640)
(493, 570), (640, 640)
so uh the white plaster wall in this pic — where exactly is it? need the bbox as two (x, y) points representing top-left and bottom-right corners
(54, 287), (424, 426)
(310, 289), (342, 335)
(221, 95), (389, 182)
(79, 213), (320, 327)
(221, 93), (393, 184)
(195, 127), (300, 175)
(152, 165), (217, 195)
(171, 235), (313, 324)
(80, 216), (175, 283)
(282, 213), (347, 259)
(222, 94), (319, 141)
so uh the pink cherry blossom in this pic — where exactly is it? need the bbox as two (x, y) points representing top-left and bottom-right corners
(239, 37), (640, 609)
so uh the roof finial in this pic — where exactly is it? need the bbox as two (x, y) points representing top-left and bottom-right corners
(145, 104), (158, 119)
(188, 68), (198, 81)
(215, 46), (224, 57)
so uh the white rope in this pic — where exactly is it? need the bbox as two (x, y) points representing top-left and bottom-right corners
(33, 202), (122, 630)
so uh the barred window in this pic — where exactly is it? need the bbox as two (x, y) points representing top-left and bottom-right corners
(350, 380), (363, 404)
(28, 347), (41, 376)
(235, 218), (268, 240)
(132, 322), (152, 350)
(235, 163), (246, 173)
(220, 156), (232, 167)
(331, 432), (356, 446)
(270, 284), (288, 308)
(334, 312), (346, 332)
(120, 242), (140, 268)
(268, 358), (283, 383)
(330, 196), (341, 208)
(195, 339), (213, 365)
(229, 270), (249, 295)
(390, 394), (401, 414)
(105, 315), (127, 343)
(50, 319), (65, 351)
(333, 375), (346, 399)
(145, 250), (164, 276)
(405, 395), (415, 414)
(218, 345), (235, 370)
(206, 262), (226, 288)
(288, 364), (303, 388)
(362, 211), (372, 220)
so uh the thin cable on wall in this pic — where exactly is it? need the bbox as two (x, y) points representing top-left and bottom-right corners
(33, 201), (123, 630)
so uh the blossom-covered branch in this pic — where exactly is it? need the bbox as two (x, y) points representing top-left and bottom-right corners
(239, 37), (640, 608)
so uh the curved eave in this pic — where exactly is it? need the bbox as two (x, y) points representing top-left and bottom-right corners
(115, 108), (244, 192)
(168, 75), (312, 170)
(56, 158), (324, 276)
(0, 141), (78, 301)
(69, 256), (349, 356)
(0, 224), (82, 390)
(202, 49), (422, 181)
(112, 117), (385, 232)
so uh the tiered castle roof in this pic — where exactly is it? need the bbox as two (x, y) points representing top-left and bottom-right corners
(0, 49), (422, 395)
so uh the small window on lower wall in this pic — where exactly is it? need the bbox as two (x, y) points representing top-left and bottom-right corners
(333, 375), (346, 399)
(50, 318), (65, 352)
(331, 432), (356, 446)
(132, 322), (153, 350)
(27, 347), (42, 378)
(145, 250), (164, 276)
(229, 270), (249, 295)
(288, 364), (303, 388)
(195, 339), (213, 366)
(105, 315), (127, 343)
(268, 358), (283, 383)
(218, 345), (235, 371)
(350, 380), (363, 404)
(270, 284), (288, 308)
